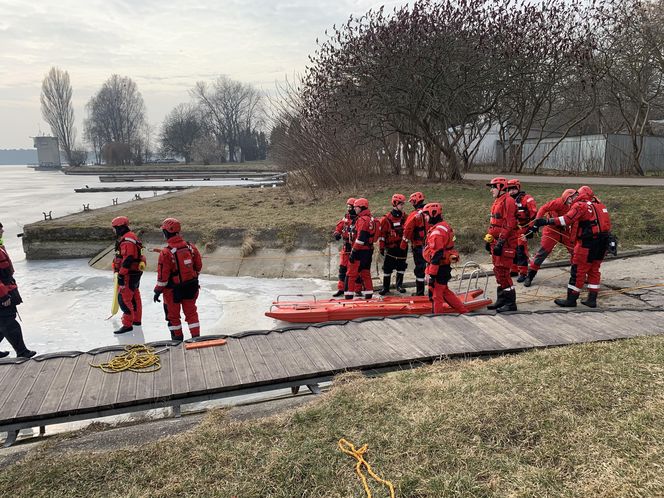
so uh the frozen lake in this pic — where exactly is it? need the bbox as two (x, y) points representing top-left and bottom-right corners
(0, 166), (329, 355)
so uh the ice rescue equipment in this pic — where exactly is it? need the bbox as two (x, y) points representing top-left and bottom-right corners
(338, 438), (395, 498)
(265, 289), (490, 323)
(89, 345), (162, 373)
(184, 338), (227, 350)
(110, 273), (120, 316)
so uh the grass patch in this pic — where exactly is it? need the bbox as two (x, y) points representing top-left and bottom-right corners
(28, 180), (664, 252)
(2, 336), (664, 496)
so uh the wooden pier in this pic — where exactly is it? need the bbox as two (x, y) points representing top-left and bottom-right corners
(0, 308), (662, 446)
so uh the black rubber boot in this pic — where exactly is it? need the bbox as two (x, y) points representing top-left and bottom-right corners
(3, 320), (36, 358)
(516, 274), (527, 283)
(114, 325), (133, 335)
(378, 276), (391, 296)
(413, 281), (425, 296)
(332, 289), (344, 298)
(0, 351), (10, 358)
(487, 287), (505, 310)
(523, 269), (537, 288)
(132, 321), (142, 326)
(496, 289), (517, 313)
(581, 291), (598, 308)
(555, 288), (578, 307)
(170, 331), (184, 341)
(395, 273), (406, 293)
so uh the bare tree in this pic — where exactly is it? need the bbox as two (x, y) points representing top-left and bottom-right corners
(191, 134), (225, 165)
(83, 75), (146, 165)
(191, 76), (264, 162)
(275, 0), (599, 186)
(160, 104), (203, 164)
(594, 0), (664, 175)
(40, 67), (76, 165)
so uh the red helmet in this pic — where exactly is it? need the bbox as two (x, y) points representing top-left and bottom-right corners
(576, 185), (594, 201)
(422, 202), (443, 219)
(161, 217), (181, 233)
(111, 216), (129, 227)
(391, 193), (406, 207)
(353, 198), (369, 209)
(486, 177), (508, 191)
(346, 197), (356, 206)
(507, 178), (521, 191)
(409, 192), (425, 206)
(561, 188), (576, 203)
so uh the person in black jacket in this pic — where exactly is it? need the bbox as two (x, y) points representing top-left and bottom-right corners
(0, 221), (36, 358)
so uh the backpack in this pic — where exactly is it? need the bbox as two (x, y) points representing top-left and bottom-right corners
(591, 201), (612, 234)
(170, 244), (198, 285)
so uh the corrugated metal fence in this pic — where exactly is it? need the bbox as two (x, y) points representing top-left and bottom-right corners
(520, 134), (664, 174)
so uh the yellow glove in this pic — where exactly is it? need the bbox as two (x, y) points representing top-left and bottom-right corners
(483, 233), (494, 243)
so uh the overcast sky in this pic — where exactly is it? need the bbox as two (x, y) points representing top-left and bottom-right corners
(0, 0), (403, 149)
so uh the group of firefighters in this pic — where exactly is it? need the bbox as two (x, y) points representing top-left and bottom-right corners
(0, 215), (204, 358)
(0, 179), (615, 358)
(332, 178), (614, 314)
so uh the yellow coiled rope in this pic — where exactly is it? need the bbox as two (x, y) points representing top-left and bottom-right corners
(90, 345), (162, 373)
(338, 438), (395, 498)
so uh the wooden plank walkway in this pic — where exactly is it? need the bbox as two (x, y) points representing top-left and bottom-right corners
(1, 308), (662, 444)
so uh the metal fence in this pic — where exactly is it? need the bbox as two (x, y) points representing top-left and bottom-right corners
(521, 134), (664, 174)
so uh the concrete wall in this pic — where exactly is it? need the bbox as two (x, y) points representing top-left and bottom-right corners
(21, 223), (377, 280)
(88, 242), (349, 279)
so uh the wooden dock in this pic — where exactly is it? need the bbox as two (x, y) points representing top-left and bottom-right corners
(1, 308), (662, 446)
(98, 172), (286, 183)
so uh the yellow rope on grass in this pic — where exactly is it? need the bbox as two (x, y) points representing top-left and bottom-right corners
(338, 438), (395, 498)
(90, 345), (162, 373)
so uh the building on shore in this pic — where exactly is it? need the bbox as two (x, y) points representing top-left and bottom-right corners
(31, 136), (62, 170)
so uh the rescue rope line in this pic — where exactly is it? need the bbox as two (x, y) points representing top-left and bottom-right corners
(201, 253), (329, 261)
(338, 438), (395, 498)
(382, 253), (408, 261)
(537, 232), (575, 251)
(518, 282), (664, 304)
(89, 345), (162, 373)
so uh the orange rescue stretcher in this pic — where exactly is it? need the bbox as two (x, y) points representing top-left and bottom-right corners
(265, 262), (492, 323)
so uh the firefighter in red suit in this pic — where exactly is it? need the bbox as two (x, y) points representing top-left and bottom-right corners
(534, 185), (611, 308)
(344, 198), (376, 300)
(0, 221), (36, 358)
(111, 216), (146, 334)
(521, 188), (576, 287)
(507, 179), (537, 282)
(378, 193), (408, 295)
(154, 218), (203, 340)
(422, 203), (469, 314)
(485, 177), (519, 312)
(401, 192), (427, 296)
(332, 198), (356, 297)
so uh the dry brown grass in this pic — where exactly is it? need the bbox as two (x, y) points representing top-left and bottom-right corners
(240, 234), (257, 257)
(2, 336), (664, 497)
(26, 181), (664, 252)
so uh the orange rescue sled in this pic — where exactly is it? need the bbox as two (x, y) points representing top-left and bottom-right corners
(265, 288), (491, 323)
